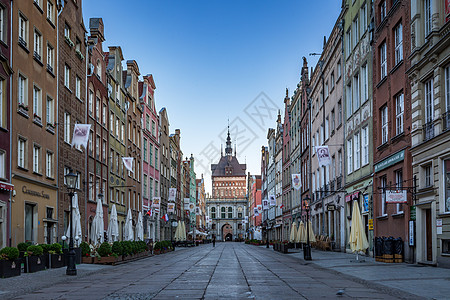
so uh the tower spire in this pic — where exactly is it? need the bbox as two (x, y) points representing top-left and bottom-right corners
(225, 122), (232, 156)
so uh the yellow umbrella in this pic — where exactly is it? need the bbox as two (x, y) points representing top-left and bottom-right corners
(349, 200), (369, 258)
(307, 220), (316, 243)
(297, 221), (306, 243)
(289, 222), (298, 243)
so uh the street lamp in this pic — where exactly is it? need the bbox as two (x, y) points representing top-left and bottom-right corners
(303, 196), (312, 261)
(65, 169), (78, 275)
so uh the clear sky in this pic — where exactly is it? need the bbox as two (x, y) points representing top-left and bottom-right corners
(83, 0), (342, 193)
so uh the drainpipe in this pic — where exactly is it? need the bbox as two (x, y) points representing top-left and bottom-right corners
(56, 1), (63, 242)
(9, 0), (13, 247)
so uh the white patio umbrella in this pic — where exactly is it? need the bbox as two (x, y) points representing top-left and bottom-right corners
(90, 197), (104, 245)
(124, 208), (134, 241)
(349, 200), (369, 260)
(136, 211), (144, 241)
(181, 221), (187, 241)
(289, 222), (298, 243)
(297, 221), (306, 243)
(65, 192), (82, 247)
(307, 220), (317, 243)
(174, 221), (181, 241)
(107, 204), (119, 242)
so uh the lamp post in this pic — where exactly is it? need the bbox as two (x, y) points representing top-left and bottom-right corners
(65, 169), (78, 275)
(303, 196), (312, 261)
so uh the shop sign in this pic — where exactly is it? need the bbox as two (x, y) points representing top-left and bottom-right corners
(409, 221), (415, 246)
(363, 194), (369, 212)
(386, 190), (407, 203)
(22, 186), (50, 199)
(327, 204), (336, 211)
(374, 150), (404, 172)
(410, 206), (416, 221)
(368, 219), (373, 230)
(437, 219), (443, 235)
(345, 191), (359, 202)
(0, 182), (14, 191)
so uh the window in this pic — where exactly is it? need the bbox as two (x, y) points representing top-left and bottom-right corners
(143, 138), (148, 162)
(337, 60), (341, 78)
(102, 140), (106, 161)
(325, 117), (329, 140)
(0, 150), (4, 178)
(396, 93), (404, 135)
(362, 126), (369, 166)
(46, 96), (54, 126)
(96, 97), (100, 120)
(145, 114), (150, 130)
(352, 17), (359, 48)
(149, 144), (153, 166)
(380, 1), (386, 22)
(64, 23), (70, 39)
(152, 121), (156, 136)
(331, 109), (335, 132)
(346, 84), (352, 117)
(155, 150), (158, 169)
(75, 38), (81, 52)
(361, 64), (368, 102)
(115, 117), (119, 138)
(89, 130), (93, 156)
(331, 72), (335, 89)
(34, 30), (42, 61)
(221, 207), (226, 219)
(381, 176), (387, 215)
(394, 23), (403, 65)
(353, 74), (359, 111)
(144, 174), (148, 198)
(33, 144), (40, 173)
(338, 150), (342, 176)
(88, 89), (93, 116)
(380, 42), (387, 79)
(444, 160), (450, 212)
(19, 14), (28, 47)
(425, 165), (432, 187)
(360, 3), (367, 35)
(25, 204), (35, 243)
(64, 112), (70, 143)
(109, 112), (114, 134)
(47, 44), (54, 73)
(18, 74), (27, 106)
(96, 60), (101, 78)
(425, 79), (433, 123)
(325, 81), (329, 98)
(89, 173), (94, 200)
(354, 132), (360, 170)
(75, 76), (81, 99)
(346, 30), (351, 57)
(64, 65), (70, 88)
(0, 6), (5, 42)
(395, 170), (403, 213)
(228, 207), (233, 219)
(18, 138), (26, 168)
(338, 100), (342, 125)
(33, 85), (41, 118)
(121, 123), (124, 142)
(211, 207), (216, 219)
(47, 1), (54, 23)
(34, 0), (42, 9)
(446, 65), (450, 113)
(381, 106), (388, 144)
(347, 138), (353, 174)
(46, 151), (53, 178)
(424, 0), (432, 36)
(95, 135), (100, 159)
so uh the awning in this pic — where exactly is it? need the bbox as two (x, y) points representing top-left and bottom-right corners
(0, 182), (14, 191)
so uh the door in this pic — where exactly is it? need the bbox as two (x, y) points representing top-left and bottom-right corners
(425, 209), (432, 261)
(46, 223), (53, 244)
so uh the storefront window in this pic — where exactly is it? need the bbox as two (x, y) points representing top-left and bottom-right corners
(445, 160), (450, 212)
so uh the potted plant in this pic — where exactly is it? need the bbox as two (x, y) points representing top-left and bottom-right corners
(24, 245), (45, 273)
(94, 242), (119, 264)
(112, 242), (123, 261)
(0, 247), (21, 278)
(80, 242), (92, 264)
(49, 243), (64, 268)
(17, 242), (31, 258)
(40, 244), (51, 269)
(153, 242), (161, 255)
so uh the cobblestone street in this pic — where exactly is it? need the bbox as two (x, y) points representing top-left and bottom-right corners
(1, 243), (446, 299)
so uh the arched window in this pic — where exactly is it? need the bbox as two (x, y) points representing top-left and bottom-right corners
(96, 59), (102, 78)
(211, 207), (216, 219)
(228, 207), (233, 219)
(221, 207), (226, 218)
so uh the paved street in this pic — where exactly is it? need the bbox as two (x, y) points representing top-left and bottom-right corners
(0, 243), (445, 299)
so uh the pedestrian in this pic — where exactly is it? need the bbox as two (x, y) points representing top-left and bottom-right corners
(212, 234), (216, 247)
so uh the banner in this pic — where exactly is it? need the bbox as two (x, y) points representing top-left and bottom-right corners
(257, 204), (262, 214)
(386, 190), (407, 203)
(315, 146), (331, 167)
(254, 207), (259, 217)
(292, 174), (301, 190)
(269, 194), (276, 206)
(184, 198), (190, 210)
(262, 199), (269, 210)
(167, 202), (175, 213)
(71, 124), (91, 150)
(168, 188), (177, 202)
(152, 197), (160, 213)
(189, 203), (195, 211)
(122, 157), (134, 173)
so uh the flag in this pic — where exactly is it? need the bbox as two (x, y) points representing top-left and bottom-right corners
(162, 214), (169, 222)
(315, 146), (331, 167)
(122, 157), (134, 172)
(71, 124), (91, 150)
(168, 188), (177, 202)
(269, 195), (276, 206)
(152, 197), (160, 213)
(168, 203), (175, 213)
(254, 207), (259, 216)
(279, 204), (284, 209)
(146, 209), (152, 217)
(292, 174), (302, 190)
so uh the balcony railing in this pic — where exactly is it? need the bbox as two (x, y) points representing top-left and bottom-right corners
(423, 121), (434, 141)
(443, 111), (450, 132)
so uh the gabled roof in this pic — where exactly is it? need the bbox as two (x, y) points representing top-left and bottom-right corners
(211, 155), (246, 177)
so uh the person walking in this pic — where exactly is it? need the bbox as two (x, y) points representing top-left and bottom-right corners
(212, 234), (216, 247)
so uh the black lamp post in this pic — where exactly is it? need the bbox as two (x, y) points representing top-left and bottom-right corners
(303, 196), (312, 261)
(65, 169), (78, 275)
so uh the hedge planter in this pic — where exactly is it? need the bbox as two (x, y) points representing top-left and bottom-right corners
(81, 256), (94, 264)
(0, 259), (21, 278)
(49, 254), (65, 268)
(94, 256), (120, 265)
(24, 255), (45, 273)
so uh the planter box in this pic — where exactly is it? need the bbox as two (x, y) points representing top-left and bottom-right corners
(24, 255), (45, 273)
(81, 256), (93, 264)
(0, 259), (22, 278)
(94, 256), (120, 265)
(50, 254), (65, 268)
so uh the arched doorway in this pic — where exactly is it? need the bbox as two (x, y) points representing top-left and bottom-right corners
(222, 223), (232, 241)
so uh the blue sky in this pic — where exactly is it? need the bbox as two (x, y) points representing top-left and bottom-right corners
(83, 0), (342, 192)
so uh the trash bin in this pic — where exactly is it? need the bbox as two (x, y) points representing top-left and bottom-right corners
(383, 237), (394, 263)
(375, 237), (383, 262)
(394, 238), (403, 263)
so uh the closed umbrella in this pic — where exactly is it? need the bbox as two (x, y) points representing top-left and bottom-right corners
(90, 197), (104, 245)
(136, 211), (144, 241)
(307, 220), (316, 243)
(181, 221), (187, 241)
(107, 204), (119, 242)
(349, 200), (369, 260)
(297, 221), (306, 243)
(65, 192), (82, 247)
(289, 222), (298, 243)
(174, 221), (181, 241)
(124, 208), (134, 241)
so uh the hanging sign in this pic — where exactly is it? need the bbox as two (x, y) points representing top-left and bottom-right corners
(122, 157), (134, 173)
(71, 124), (91, 149)
(168, 188), (177, 202)
(184, 198), (190, 210)
(386, 190), (407, 203)
(167, 202), (175, 213)
(257, 205), (262, 214)
(269, 195), (276, 206)
(315, 146), (331, 167)
(292, 174), (302, 190)
(262, 199), (269, 210)
(152, 197), (160, 213)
